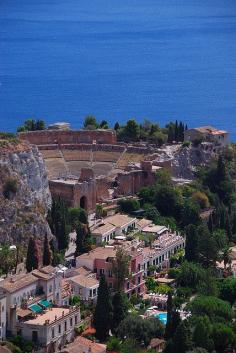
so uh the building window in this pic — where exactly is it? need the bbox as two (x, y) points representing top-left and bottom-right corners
(99, 269), (104, 275)
(70, 318), (73, 327)
(138, 276), (141, 284)
(64, 321), (67, 332)
(49, 285), (53, 293)
(1, 305), (4, 312)
(75, 316), (78, 325)
(32, 331), (38, 343)
(127, 282), (130, 290)
(93, 288), (96, 296)
(138, 264), (141, 271)
(51, 328), (55, 338)
(94, 268), (97, 273)
(58, 324), (61, 334)
(109, 282), (113, 289)
(108, 270), (113, 278)
(89, 289), (92, 297)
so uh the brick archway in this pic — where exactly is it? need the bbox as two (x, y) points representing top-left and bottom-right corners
(80, 195), (87, 210)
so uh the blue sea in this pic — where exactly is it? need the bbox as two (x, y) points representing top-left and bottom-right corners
(1, 0), (236, 139)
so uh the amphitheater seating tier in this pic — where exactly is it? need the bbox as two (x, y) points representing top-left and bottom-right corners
(40, 146), (147, 179)
(62, 150), (92, 161)
(45, 158), (67, 179)
(117, 153), (145, 168)
(40, 149), (61, 159)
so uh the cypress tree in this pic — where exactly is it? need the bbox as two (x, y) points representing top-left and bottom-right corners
(174, 120), (178, 141)
(75, 222), (92, 257)
(185, 224), (199, 262)
(165, 292), (173, 339)
(26, 237), (39, 272)
(114, 122), (120, 130)
(207, 213), (214, 232)
(225, 214), (232, 241)
(165, 292), (181, 340)
(93, 275), (112, 341)
(173, 321), (192, 353)
(231, 212), (236, 235)
(112, 291), (128, 332)
(57, 214), (69, 251)
(43, 233), (52, 266)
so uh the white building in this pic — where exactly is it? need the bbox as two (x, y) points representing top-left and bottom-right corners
(0, 291), (7, 340)
(68, 267), (99, 302)
(136, 218), (153, 231)
(91, 223), (116, 245)
(32, 266), (62, 305)
(141, 224), (168, 237)
(104, 214), (137, 235)
(142, 231), (185, 275)
(0, 266), (63, 335)
(18, 306), (80, 352)
(0, 273), (38, 334)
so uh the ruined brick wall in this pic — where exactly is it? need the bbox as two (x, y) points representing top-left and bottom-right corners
(19, 129), (117, 145)
(115, 169), (156, 196)
(73, 180), (97, 213)
(49, 181), (75, 206)
(49, 179), (97, 213)
(96, 177), (110, 202)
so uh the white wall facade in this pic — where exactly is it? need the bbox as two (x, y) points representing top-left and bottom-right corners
(0, 295), (7, 340)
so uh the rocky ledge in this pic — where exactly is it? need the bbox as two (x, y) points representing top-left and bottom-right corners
(0, 136), (52, 246)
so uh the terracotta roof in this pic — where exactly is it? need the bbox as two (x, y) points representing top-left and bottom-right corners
(40, 265), (55, 274)
(23, 307), (71, 325)
(70, 274), (99, 288)
(32, 269), (53, 280)
(61, 279), (71, 299)
(137, 218), (153, 229)
(0, 273), (38, 293)
(66, 267), (92, 278)
(105, 214), (136, 228)
(61, 336), (106, 353)
(77, 246), (116, 261)
(16, 308), (32, 318)
(92, 223), (116, 236)
(192, 126), (228, 135)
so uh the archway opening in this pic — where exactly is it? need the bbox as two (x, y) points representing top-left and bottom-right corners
(80, 196), (87, 210)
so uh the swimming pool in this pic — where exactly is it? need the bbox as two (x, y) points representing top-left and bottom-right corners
(154, 312), (167, 325)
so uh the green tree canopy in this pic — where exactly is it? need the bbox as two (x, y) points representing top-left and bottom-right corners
(112, 291), (129, 332)
(42, 233), (52, 267)
(117, 314), (164, 346)
(84, 115), (98, 129)
(219, 277), (236, 305)
(26, 237), (39, 272)
(93, 275), (112, 341)
(118, 198), (140, 214)
(112, 248), (130, 291)
(188, 295), (233, 322)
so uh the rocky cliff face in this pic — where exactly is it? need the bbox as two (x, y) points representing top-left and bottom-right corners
(154, 143), (217, 180)
(0, 137), (52, 246)
(171, 143), (217, 179)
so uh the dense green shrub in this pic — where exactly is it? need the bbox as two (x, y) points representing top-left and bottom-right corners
(3, 178), (18, 199)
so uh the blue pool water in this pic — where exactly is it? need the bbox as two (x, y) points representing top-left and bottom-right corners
(155, 312), (167, 325)
(1, 0), (236, 138)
